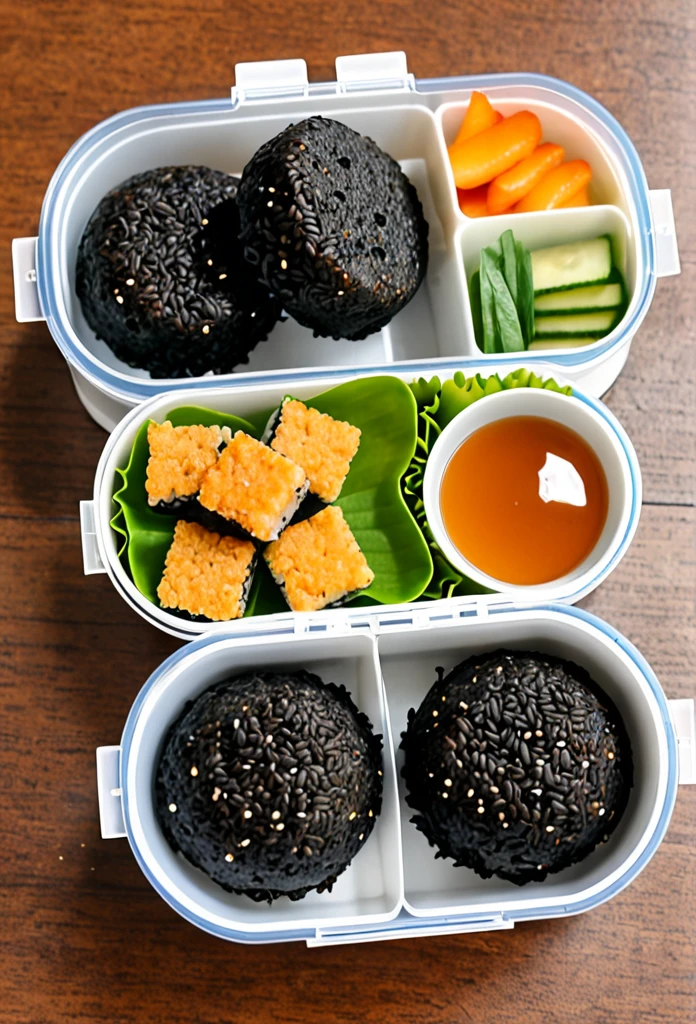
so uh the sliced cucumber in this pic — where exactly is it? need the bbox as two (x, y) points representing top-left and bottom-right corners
(534, 281), (624, 316)
(534, 308), (620, 337)
(532, 236), (612, 294)
(528, 337), (599, 350)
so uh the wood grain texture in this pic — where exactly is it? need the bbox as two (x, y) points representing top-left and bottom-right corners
(0, 1), (694, 1022)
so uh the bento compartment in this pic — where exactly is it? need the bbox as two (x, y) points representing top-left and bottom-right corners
(436, 92), (634, 223)
(458, 205), (636, 356)
(60, 103), (467, 380)
(370, 156), (473, 366)
(97, 373), (436, 640)
(377, 610), (669, 918)
(124, 631), (403, 933)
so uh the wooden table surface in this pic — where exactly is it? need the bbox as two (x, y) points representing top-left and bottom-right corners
(1, 1), (694, 1021)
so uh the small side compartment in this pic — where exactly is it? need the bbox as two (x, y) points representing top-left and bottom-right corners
(456, 205), (637, 360)
(115, 629), (403, 938)
(376, 607), (676, 921)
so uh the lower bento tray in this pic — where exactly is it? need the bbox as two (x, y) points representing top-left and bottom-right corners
(96, 603), (695, 945)
(12, 54), (681, 432)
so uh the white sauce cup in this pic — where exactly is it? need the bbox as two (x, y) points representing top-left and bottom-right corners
(423, 387), (636, 602)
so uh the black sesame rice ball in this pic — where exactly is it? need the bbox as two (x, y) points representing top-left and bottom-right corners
(401, 650), (632, 885)
(156, 669), (383, 902)
(237, 116), (429, 340)
(76, 166), (282, 378)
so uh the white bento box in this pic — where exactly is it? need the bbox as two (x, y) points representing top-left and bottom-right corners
(25, 51), (686, 944)
(97, 607), (693, 946)
(87, 365), (695, 945)
(12, 52), (681, 430)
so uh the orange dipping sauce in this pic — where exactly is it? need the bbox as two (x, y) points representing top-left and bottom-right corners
(440, 416), (609, 585)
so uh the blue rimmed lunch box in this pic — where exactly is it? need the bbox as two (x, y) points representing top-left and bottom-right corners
(87, 364), (694, 945)
(14, 51), (689, 945)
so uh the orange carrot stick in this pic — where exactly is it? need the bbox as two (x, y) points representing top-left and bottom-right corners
(449, 111), (542, 190)
(557, 184), (591, 208)
(457, 185), (490, 218)
(512, 160), (592, 212)
(486, 143), (565, 215)
(451, 91), (502, 147)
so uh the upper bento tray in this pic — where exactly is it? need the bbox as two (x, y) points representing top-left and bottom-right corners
(14, 52), (680, 410)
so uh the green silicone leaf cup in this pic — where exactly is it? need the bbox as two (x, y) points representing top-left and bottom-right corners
(111, 378), (433, 620)
(302, 377), (432, 605)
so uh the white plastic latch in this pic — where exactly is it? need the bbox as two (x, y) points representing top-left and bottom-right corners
(411, 610), (431, 630)
(80, 500), (106, 575)
(12, 237), (44, 322)
(668, 699), (696, 785)
(335, 51), (414, 94)
(232, 60), (308, 106)
(309, 912), (512, 947)
(649, 190), (680, 278)
(96, 746), (126, 839)
(293, 614), (351, 636)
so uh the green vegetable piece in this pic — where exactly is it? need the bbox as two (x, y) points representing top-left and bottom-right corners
(531, 236), (612, 294)
(534, 308), (620, 337)
(479, 249), (501, 354)
(485, 256), (525, 353)
(534, 280), (623, 315)
(500, 230), (519, 308)
(469, 270), (484, 350)
(528, 337), (599, 350)
(516, 240), (535, 347)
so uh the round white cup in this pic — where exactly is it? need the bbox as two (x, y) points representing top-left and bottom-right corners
(423, 388), (635, 601)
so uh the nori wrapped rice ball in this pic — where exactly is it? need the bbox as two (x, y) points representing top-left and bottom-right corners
(237, 116), (429, 340)
(156, 669), (383, 901)
(401, 650), (632, 885)
(76, 166), (282, 377)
